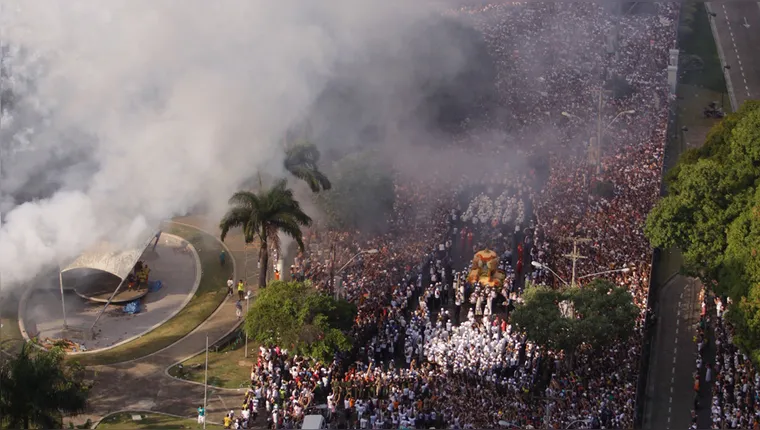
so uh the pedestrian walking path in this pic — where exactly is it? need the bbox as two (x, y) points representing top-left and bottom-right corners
(73, 216), (256, 427)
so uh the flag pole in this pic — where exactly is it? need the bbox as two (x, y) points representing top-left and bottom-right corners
(203, 334), (208, 429)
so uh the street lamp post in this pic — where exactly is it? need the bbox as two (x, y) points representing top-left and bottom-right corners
(334, 249), (379, 300)
(563, 109), (635, 174)
(596, 109), (635, 173)
(531, 261), (631, 288)
(329, 242), (336, 292)
(203, 334), (208, 430)
(531, 261), (569, 287)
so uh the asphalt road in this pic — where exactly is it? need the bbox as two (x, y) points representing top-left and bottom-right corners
(644, 275), (702, 430)
(707, 2), (760, 109)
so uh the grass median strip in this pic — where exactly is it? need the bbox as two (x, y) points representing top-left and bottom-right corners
(96, 411), (222, 429)
(73, 223), (233, 366)
(168, 331), (252, 389)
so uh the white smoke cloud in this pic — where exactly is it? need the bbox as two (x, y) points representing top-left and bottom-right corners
(0, 0), (444, 285)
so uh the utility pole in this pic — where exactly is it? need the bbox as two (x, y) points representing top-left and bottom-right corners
(595, 89), (604, 175)
(0, 10), (5, 343)
(562, 237), (591, 288)
(329, 241), (336, 293)
(203, 334), (208, 430)
(59, 269), (68, 329)
(244, 291), (251, 358)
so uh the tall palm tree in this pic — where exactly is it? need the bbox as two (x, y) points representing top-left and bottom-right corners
(284, 142), (332, 193)
(0, 344), (89, 429)
(219, 179), (312, 288)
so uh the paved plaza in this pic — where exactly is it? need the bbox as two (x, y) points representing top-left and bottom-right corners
(23, 234), (198, 351)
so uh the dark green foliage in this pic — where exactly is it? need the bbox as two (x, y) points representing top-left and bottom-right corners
(645, 101), (760, 362)
(244, 281), (356, 363)
(0, 345), (90, 429)
(284, 142), (332, 193)
(511, 280), (638, 359)
(219, 180), (312, 287)
(315, 151), (396, 233)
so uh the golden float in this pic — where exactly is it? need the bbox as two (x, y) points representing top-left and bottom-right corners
(467, 248), (506, 287)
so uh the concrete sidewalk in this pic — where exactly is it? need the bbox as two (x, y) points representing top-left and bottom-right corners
(73, 217), (259, 427)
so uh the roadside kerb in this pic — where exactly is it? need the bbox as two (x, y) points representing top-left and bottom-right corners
(92, 409), (222, 429)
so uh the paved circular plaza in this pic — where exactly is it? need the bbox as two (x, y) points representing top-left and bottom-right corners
(22, 234), (199, 352)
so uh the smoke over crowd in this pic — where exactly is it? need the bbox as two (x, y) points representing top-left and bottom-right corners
(0, 0), (501, 285)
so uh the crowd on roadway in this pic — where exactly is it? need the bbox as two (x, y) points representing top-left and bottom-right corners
(706, 296), (760, 429)
(231, 2), (682, 428)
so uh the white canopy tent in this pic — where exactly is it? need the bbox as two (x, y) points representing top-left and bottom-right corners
(58, 231), (159, 332)
(62, 236), (156, 280)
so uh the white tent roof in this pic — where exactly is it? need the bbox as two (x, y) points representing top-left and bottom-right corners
(61, 231), (157, 280)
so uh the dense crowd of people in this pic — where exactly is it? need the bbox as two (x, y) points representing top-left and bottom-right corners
(707, 297), (760, 429)
(230, 2), (688, 429)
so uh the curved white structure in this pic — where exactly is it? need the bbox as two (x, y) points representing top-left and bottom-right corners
(61, 232), (158, 280)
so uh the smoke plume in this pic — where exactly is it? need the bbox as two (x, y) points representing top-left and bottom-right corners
(0, 0), (494, 285)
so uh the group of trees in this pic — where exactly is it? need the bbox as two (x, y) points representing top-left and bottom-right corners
(219, 138), (639, 367)
(219, 140), (330, 288)
(217, 141), (374, 365)
(511, 279), (639, 364)
(315, 151), (396, 233)
(220, 141), (396, 287)
(243, 281), (356, 363)
(646, 101), (760, 362)
(0, 346), (89, 428)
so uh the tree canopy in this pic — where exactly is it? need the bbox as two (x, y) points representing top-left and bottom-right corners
(219, 180), (312, 287)
(0, 345), (90, 429)
(244, 280), (356, 363)
(645, 100), (760, 362)
(510, 280), (638, 360)
(315, 151), (396, 233)
(284, 142), (332, 193)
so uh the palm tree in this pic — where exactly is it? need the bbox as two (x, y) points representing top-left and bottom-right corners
(0, 344), (89, 429)
(219, 179), (312, 288)
(284, 142), (332, 193)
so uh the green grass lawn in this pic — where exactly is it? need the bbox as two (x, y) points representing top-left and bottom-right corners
(74, 224), (233, 366)
(679, 3), (727, 93)
(96, 411), (222, 429)
(168, 332), (253, 389)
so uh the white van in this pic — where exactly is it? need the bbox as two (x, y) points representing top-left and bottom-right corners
(301, 414), (325, 430)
